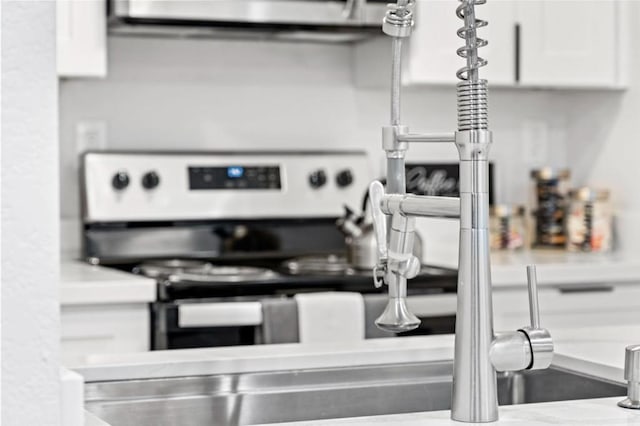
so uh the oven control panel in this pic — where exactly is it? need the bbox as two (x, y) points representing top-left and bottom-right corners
(188, 166), (281, 190)
(82, 151), (372, 222)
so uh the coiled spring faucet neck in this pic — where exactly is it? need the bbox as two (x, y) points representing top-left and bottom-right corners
(456, 0), (488, 82)
(456, 0), (489, 132)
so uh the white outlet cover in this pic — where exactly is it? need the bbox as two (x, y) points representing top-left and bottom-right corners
(521, 121), (549, 165)
(76, 120), (107, 153)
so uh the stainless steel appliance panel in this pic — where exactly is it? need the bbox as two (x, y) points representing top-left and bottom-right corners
(114, 0), (386, 26)
(82, 151), (371, 223)
(109, 0), (389, 41)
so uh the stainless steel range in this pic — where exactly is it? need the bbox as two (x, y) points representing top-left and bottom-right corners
(81, 151), (457, 350)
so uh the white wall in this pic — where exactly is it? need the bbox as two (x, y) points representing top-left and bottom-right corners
(60, 36), (593, 257)
(59, 38), (358, 254)
(562, 1), (640, 254)
(2, 1), (61, 425)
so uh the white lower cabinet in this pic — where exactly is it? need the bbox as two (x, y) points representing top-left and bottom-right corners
(493, 283), (640, 331)
(61, 303), (150, 365)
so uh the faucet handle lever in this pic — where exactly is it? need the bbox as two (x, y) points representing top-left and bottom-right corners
(526, 264), (541, 328)
(368, 181), (388, 264)
(520, 264), (553, 370)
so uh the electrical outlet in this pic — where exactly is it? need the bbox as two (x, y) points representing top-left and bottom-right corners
(521, 120), (549, 166)
(76, 121), (107, 154)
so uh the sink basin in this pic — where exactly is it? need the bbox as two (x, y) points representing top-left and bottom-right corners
(84, 361), (625, 426)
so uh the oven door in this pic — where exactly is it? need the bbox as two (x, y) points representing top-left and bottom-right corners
(404, 293), (457, 336)
(152, 293), (457, 350)
(152, 299), (264, 350)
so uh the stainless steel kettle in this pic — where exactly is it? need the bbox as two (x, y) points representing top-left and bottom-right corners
(336, 194), (422, 270)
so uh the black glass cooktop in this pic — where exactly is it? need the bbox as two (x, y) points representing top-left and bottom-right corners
(105, 256), (458, 301)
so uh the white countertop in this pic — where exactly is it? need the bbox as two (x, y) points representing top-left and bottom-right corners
(74, 334), (454, 381)
(85, 411), (110, 426)
(258, 397), (640, 426)
(74, 325), (640, 384)
(551, 325), (640, 383)
(60, 260), (156, 305)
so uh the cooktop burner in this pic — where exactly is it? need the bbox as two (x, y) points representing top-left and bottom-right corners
(168, 265), (279, 284)
(133, 259), (211, 279)
(283, 254), (354, 276)
(134, 259), (279, 283)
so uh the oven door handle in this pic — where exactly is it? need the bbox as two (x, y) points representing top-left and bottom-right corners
(178, 302), (263, 328)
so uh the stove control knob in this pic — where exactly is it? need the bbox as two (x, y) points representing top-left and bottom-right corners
(142, 171), (160, 190)
(336, 169), (354, 188)
(112, 171), (130, 191)
(309, 169), (327, 189)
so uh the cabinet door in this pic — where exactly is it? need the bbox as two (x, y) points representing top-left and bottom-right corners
(57, 0), (107, 78)
(518, 0), (620, 87)
(61, 304), (149, 365)
(406, 0), (516, 86)
(493, 284), (640, 331)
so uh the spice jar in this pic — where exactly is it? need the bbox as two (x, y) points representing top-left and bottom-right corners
(490, 205), (526, 251)
(567, 187), (612, 253)
(530, 168), (570, 249)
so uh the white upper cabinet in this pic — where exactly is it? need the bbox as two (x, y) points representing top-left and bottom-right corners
(58, 0), (628, 87)
(481, 0), (518, 86)
(517, 0), (624, 88)
(405, 0), (516, 86)
(394, 0), (627, 89)
(404, 0), (462, 85)
(57, 0), (107, 78)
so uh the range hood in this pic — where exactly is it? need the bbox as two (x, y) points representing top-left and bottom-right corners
(108, 0), (388, 42)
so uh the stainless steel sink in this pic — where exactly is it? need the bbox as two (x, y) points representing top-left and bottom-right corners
(84, 361), (625, 426)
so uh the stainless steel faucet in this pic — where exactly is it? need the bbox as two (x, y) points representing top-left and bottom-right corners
(369, 0), (554, 422)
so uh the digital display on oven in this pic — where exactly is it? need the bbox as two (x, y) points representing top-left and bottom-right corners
(188, 166), (281, 190)
(227, 166), (244, 179)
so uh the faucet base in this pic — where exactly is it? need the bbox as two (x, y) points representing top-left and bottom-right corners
(618, 398), (640, 410)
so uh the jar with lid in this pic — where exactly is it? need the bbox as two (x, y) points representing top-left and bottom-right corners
(566, 187), (613, 253)
(530, 168), (570, 249)
(490, 205), (526, 251)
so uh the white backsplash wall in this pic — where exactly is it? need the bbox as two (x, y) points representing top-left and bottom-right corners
(60, 36), (572, 256)
(562, 1), (640, 254)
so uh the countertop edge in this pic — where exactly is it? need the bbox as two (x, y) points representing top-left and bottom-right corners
(60, 261), (156, 305)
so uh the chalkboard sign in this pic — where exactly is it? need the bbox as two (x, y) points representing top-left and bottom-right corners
(405, 163), (495, 205)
